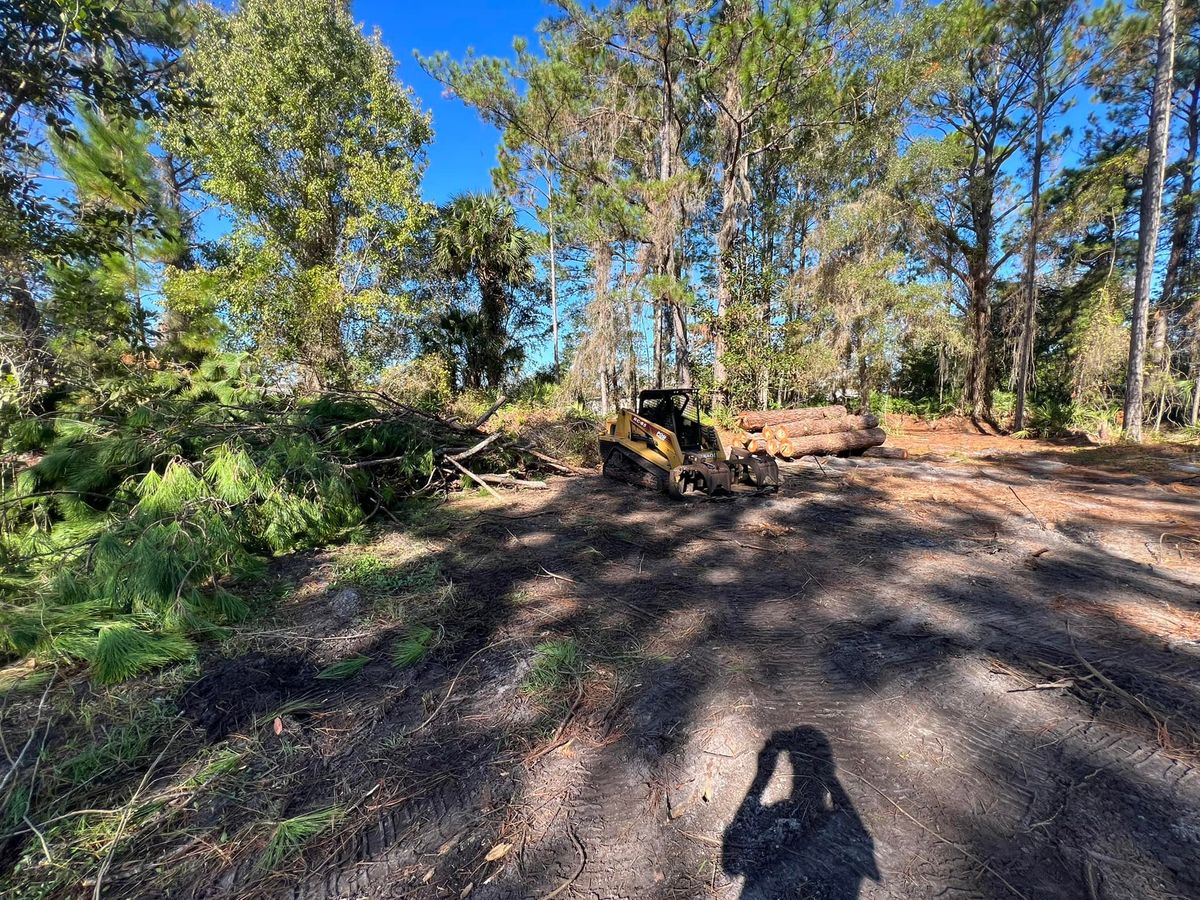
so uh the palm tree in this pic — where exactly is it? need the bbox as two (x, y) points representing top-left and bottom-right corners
(432, 193), (535, 389)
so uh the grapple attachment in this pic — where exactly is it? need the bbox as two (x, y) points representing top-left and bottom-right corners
(726, 448), (781, 492)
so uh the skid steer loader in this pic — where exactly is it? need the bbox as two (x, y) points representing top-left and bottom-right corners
(598, 388), (780, 499)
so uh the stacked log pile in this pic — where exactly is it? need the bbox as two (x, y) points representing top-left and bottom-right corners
(733, 405), (888, 459)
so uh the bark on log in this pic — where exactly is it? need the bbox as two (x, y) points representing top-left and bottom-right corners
(737, 405), (848, 430)
(782, 427), (886, 457)
(862, 446), (908, 460)
(774, 414), (879, 440)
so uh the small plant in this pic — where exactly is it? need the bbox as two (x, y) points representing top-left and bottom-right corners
(335, 553), (441, 594)
(505, 589), (534, 606)
(258, 804), (343, 871)
(334, 553), (392, 588)
(391, 626), (435, 667)
(377, 733), (407, 753)
(1027, 399), (1075, 437)
(315, 655), (370, 680)
(55, 705), (174, 788)
(521, 639), (583, 696)
(187, 748), (246, 787)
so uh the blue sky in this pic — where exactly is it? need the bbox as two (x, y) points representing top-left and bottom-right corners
(354, 0), (554, 204)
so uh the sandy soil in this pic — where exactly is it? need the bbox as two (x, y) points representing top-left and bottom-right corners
(12, 424), (1199, 900)
(265, 426), (1200, 899)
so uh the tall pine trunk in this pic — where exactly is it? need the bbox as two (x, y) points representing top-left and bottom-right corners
(545, 167), (560, 374)
(1147, 78), (1199, 421)
(1124, 0), (1178, 442)
(963, 186), (995, 421)
(1014, 55), (1048, 432)
(714, 110), (748, 397)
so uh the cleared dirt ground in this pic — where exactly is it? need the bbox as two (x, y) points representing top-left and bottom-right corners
(7, 425), (1199, 900)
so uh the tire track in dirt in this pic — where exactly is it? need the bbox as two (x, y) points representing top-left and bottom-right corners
(231, 453), (1200, 899)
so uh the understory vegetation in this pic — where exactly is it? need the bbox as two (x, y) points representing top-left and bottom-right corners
(0, 0), (1199, 890)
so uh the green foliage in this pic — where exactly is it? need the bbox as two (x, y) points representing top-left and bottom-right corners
(316, 656), (371, 680)
(873, 394), (958, 420)
(521, 639), (582, 696)
(55, 704), (175, 787)
(335, 554), (441, 595)
(0, 356), (449, 682)
(91, 623), (197, 684)
(424, 193), (540, 391)
(166, 0), (433, 386)
(258, 805), (343, 872)
(1025, 399), (1076, 437)
(391, 626), (436, 668)
(380, 355), (453, 413)
(991, 391), (1016, 421)
(186, 748), (246, 787)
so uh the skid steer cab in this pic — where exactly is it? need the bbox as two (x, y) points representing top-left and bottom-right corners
(598, 388), (780, 499)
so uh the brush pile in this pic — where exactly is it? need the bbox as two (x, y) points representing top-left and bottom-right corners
(0, 356), (575, 683)
(732, 405), (887, 459)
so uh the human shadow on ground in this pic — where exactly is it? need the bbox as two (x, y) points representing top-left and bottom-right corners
(723, 726), (879, 900)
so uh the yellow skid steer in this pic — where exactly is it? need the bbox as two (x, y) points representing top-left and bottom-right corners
(598, 388), (780, 499)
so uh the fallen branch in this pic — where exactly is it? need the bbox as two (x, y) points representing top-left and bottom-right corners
(445, 457), (503, 501)
(1008, 486), (1047, 530)
(470, 395), (508, 430)
(477, 473), (548, 490)
(448, 431), (504, 462)
(0, 669), (55, 797)
(407, 637), (521, 737)
(1070, 638), (1167, 735)
(515, 443), (588, 474)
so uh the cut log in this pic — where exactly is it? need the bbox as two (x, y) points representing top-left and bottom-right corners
(737, 405), (848, 430)
(776, 438), (796, 459)
(746, 437), (768, 453)
(765, 436), (780, 457)
(862, 446), (908, 460)
(783, 426), (886, 457)
(774, 414), (879, 440)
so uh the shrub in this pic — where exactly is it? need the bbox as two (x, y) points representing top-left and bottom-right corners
(379, 354), (452, 414)
(0, 354), (444, 681)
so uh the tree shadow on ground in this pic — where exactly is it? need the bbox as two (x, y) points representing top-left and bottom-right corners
(5, 446), (1200, 900)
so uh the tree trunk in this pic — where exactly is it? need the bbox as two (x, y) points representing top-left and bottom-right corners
(963, 271), (993, 420)
(652, 301), (665, 388)
(670, 298), (691, 387)
(714, 125), (749, 396)
(1014, 53), (1048, 432)
(1125, 0), (1178, 442)
(783, 426), (886, 457)
(1157, 78), (1198, 320)
(1146, 77), (1199, 423)
(590, 240), (616, 408)
(774, 414), (880, 439)
(737, 405), (848, 429)
(546, 170), (560, 373)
